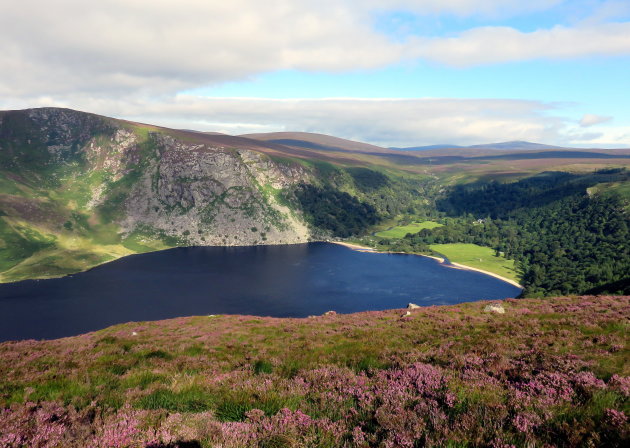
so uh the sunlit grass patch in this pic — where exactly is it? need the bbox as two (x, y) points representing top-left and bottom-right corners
(430, 243), (520, 282)
(136, 386), (213, 412)
(376, 221), (443, 238)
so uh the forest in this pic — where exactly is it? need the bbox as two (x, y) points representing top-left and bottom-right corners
(291, 165), (438, 238)
(284, 168), (630, 297)
(395, 170), (630, 297)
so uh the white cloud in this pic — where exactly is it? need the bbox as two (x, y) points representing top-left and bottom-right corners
(3, 94), (628, 147)
(580, 114), (612, 127)
(567, 125), (630, 147)
(0, 94), (590, 147)
(414, 23), (630, 66)
(1, 1), (630, 100)
(0, 1), (401, 97)
(1, 1), (629, 148)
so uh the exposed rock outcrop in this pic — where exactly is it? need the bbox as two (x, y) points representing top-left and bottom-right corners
(484, 303), (505, 314)
(119, 133), (312, 245)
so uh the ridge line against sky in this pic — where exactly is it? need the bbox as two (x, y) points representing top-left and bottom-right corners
(1, 0), (629, 147)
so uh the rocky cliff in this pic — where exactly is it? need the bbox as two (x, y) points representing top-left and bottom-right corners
(119, 132), (311, 246)
(0, 108), (314, 281)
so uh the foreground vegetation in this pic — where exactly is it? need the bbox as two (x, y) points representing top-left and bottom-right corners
(1, 296), (628, 447)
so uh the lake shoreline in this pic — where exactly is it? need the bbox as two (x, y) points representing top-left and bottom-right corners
(0, 242), (522, 341)
(331, 241), (523, 289)
(2, 240), (522, 290)
(446, 262), (523, 289)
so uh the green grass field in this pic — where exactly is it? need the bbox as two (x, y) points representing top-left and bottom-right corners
(429, 243), (520, 283)
(376, 221), (443, 238)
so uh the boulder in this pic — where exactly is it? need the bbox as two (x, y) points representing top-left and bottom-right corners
(484, 304), (505, 314)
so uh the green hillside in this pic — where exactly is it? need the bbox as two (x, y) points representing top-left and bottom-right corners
(0, 108), (437, 283)
(1, 296), (627, 447)
(1, 108), (629, 298)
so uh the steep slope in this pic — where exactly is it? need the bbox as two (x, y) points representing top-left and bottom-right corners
(0, 296), (628, 447)
(2, 107), (629, 289)
(0, 108), (314, 282)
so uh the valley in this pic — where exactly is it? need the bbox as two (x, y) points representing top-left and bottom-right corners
(1, 108), (629, 298)
(3, 3), (629, 447)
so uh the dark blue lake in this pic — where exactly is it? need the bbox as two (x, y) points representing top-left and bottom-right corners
(0, 243), (521, 341)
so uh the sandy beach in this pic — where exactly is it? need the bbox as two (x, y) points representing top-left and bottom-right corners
(446, 262), (523, 289)
(330, 241), (377, 252)
(331, 241), (522, 289)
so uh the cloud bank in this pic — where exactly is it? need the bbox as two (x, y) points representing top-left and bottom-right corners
(5, 95), (624, 148)
(2, 1), (630, 98)
(415, 23), (630, 66)
(580, 114), (612, 127)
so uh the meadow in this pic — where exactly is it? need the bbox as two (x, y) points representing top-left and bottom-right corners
(0, 295), (628, 447)
(375, 221), (443, 239)
(430, 243), (520, 284)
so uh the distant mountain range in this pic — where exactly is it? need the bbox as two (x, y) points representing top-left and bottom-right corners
(241, 135), (587, 153)
(2, 107), (629, 283)
(391, 141), (570, 151)
(241, 131), (391, 154)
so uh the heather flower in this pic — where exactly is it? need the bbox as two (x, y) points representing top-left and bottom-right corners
(510, 372), (575, 407)
(91, 405), (144, 448)
(572, 371), (605, 395)
(0, 402), (75, 448)
(489, 440), (517, 448)
(603, 409), (627, 428)
(512, 412), (540, 433)
(351, 425), (367, 447)
(609, 375), (630, 397)
(1, 295), (629, 447)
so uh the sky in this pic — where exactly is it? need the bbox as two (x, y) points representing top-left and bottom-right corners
(1, 0), (629, 147)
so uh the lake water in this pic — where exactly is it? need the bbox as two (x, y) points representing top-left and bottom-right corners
(0, 243), (521, 341)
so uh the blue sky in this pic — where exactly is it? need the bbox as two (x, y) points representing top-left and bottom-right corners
(1, 0), (629, 147)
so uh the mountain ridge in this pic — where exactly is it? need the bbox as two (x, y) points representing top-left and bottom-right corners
(2, 107), (630, 286)
(392, 140), (572, 151)
(241, 131), (392, 154)
(0, 107), (320, 282)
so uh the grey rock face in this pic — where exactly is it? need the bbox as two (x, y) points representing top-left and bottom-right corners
(119, 133), (312, 246)
(27, 108), (116, 161)
(2, 107), (313, 249)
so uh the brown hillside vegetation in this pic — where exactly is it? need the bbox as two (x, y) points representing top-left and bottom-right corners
(0, 295), (628, 447)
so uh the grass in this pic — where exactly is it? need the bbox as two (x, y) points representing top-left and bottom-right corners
(588, 181), (630, 210)
(0, 227), (135, 283)
(376, 221), (443, 238)
(0, 295), (628, 447)
(430, 243), (520, 283)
